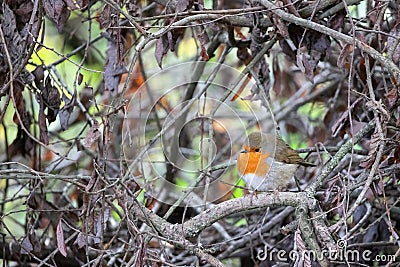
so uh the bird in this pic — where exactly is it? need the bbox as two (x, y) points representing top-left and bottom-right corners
(237, 132), (314, 191)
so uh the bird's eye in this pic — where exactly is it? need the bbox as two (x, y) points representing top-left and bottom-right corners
(254, 148), (260, 152)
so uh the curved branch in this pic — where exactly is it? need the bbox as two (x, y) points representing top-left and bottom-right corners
(130, 192), (304, 239)
(182, 192), (304, 237)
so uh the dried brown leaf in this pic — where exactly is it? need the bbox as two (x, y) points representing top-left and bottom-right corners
(388, 26), (400, 64)
(94, 215), (102, 244)
(372, 178), (384, 196)
(78, 72), (84, 85)
(42, 76), (61, 123)
(296, 50), (306, 73)
(360, 129), (381, 168)
(386, 88), (399, 109)
(80, 193), (89, 216)
(12, 85), (30, 127)
(38, 101), (49, 145)
(168, 29), (184, 53)
(365, 100), (390, 121)
(144, 192), (156, 209)
(13, 1), (34, 22)
(8, 127), (33, 157)
(176, 0), (191, 13)
(20, 235), (33, 254)
(286, 26), (330, 81)
(37, 213), (51, 229)
(237, 47), (252, 65)
(85, 172), (97, 192)
(272, 13), (290, 40)
(59, 91), (76, 130)
(43, 0), (71, 32)
(76, 0), (87, 9)
(33, 65), (44, 85)
(197, 29), (209, 61)
(56, 220), (67, 257)
(199, 44), (209, 61)
(79, 85), (94, 110)
(35, 73), (60, 144)
(64, 0), (80, 10)
(104, 38), (127, 92)
(82, 120), (101, 148)
(293, 229), (311, 267)
(302, 52), (317, 81)
(98, 5), (113, 29)
(337, 44), (353, 70)
(1, 4), (24, 70)
(329, 10), (346, 30)
(30, 231), (41, 253)
(94, 207), (110, 244)
(280, 24), (303, 60)
(155, 36), (169, 68)
(305, 33), (330, 81)
(74, 232), (87, 249)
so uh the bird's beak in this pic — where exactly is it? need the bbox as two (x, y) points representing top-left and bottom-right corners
(240, 145), (249, 153)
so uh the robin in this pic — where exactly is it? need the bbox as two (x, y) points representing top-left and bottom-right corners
(237, 132), (314, 191)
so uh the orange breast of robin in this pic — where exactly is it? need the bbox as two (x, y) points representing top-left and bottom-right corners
(237, 149), (271, 177)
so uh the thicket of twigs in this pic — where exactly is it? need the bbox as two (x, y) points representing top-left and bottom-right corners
(0, 0), (400, 266)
